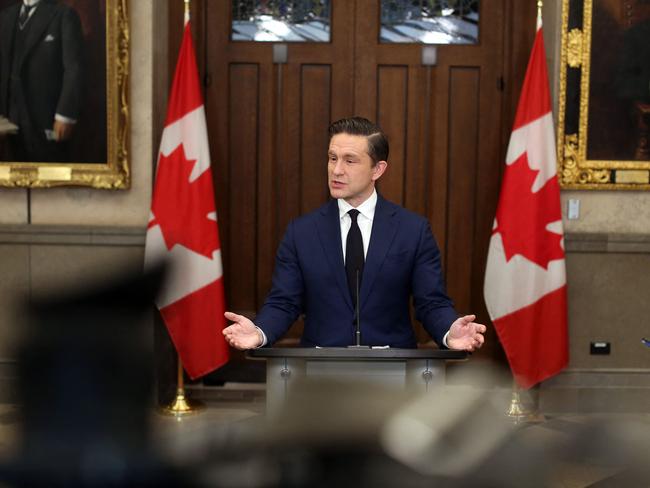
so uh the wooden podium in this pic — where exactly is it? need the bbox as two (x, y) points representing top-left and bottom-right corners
(248, 348), (468, 416)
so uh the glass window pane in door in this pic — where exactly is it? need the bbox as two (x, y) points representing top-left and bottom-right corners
(232, 0), (331, 42)
(380, 0), (479, 44)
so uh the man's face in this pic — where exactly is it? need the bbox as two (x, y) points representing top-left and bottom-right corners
(327, 133), (387, 207)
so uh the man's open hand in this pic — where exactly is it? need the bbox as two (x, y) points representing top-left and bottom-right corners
(223, 311), (263, 350)
(447, 315), (486, 352)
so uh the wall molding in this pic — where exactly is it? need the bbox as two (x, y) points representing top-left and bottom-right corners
(565, 232), (650, 253)
(2, 229), (646, 250)
(543, 368), (650, 387)
(0, 225), (146, 247)
(540, 368), (650, 413)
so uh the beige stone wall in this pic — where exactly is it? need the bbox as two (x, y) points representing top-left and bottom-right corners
(0, 191), (27, 223)
(565, 236), (650, 369)
(561, 192), (650, 233)
(0, 229), (146, 357)
(0, 226), (146, 401)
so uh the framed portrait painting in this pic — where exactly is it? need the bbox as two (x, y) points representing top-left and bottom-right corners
(0, 0), (129, 189)
(558, 0), (650, 189)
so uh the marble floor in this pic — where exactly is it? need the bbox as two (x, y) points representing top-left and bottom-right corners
(1, 383), (650, 487)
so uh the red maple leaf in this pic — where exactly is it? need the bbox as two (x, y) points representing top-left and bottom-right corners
(494, 153), (564, 269)
(150, 144), (220, 258)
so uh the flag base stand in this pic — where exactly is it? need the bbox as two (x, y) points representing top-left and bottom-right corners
(159, 388), (204, 417)
(158, 358), (205, 418)
(506, 386), (545, 425)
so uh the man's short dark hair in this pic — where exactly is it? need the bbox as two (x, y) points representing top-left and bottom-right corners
(328, 117), (389, 165)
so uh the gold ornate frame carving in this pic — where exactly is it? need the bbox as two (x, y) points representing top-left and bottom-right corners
(0, 0), (129, 189)
(558, 0), (650, 189)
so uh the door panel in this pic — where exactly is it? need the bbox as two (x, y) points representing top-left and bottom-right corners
(446, 67), (481, 317)
(377, 65), (408, 204)
(300, 65), (332, 213)
(228, 63), (260, 312)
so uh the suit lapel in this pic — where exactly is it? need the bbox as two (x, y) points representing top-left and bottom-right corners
(20, 1), (57, 65)
(315, 199), (353, 310)
(360, 195), (399, 306)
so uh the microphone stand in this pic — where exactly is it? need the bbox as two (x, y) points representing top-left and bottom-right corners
(348, 268), (369, 349)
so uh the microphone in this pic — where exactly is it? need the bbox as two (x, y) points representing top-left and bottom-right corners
(348, 268), (369, 349)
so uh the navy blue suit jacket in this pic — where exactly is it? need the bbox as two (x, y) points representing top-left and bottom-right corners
(255, 195), (458, 348)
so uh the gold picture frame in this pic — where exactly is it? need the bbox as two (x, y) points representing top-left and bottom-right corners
(558, 0), (650, 189)
(0, 0), (129, 189)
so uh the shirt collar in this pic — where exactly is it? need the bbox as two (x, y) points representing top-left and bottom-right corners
(23, 0), (40, 8)
(337, 189), (378, 221)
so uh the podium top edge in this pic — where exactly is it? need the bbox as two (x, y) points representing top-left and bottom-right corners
(247, 347), (468, 360)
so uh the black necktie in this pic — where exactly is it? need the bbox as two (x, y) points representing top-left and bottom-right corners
(19, 4), (35, 29)
(345, 209), (364, 302)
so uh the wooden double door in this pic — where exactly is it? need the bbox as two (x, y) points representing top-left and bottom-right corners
(168, 0), (539, 365)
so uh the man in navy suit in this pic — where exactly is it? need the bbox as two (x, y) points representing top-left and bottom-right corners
(0, 0), (83, 162)
(224, 117), (485, 352)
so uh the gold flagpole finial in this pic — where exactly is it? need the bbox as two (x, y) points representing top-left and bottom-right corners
(536, 0), (543, 28)
(184, 0), (191, 24)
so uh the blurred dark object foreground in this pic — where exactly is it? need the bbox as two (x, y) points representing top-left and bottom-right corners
(188, 375), (650, 488)
(0, 264), (188, 487)
(3, 264), (650, 487)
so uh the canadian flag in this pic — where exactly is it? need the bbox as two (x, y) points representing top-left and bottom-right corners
(144, 21), (229, 379)
(484, 18), (568, 389)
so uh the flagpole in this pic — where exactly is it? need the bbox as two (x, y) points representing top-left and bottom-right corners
(503, 1), (545, 424)
(158, 0), (206, 417)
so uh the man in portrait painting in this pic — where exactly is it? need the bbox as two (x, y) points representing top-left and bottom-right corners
(615, 16), (650, 160)
(0, 0), (83, 162)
